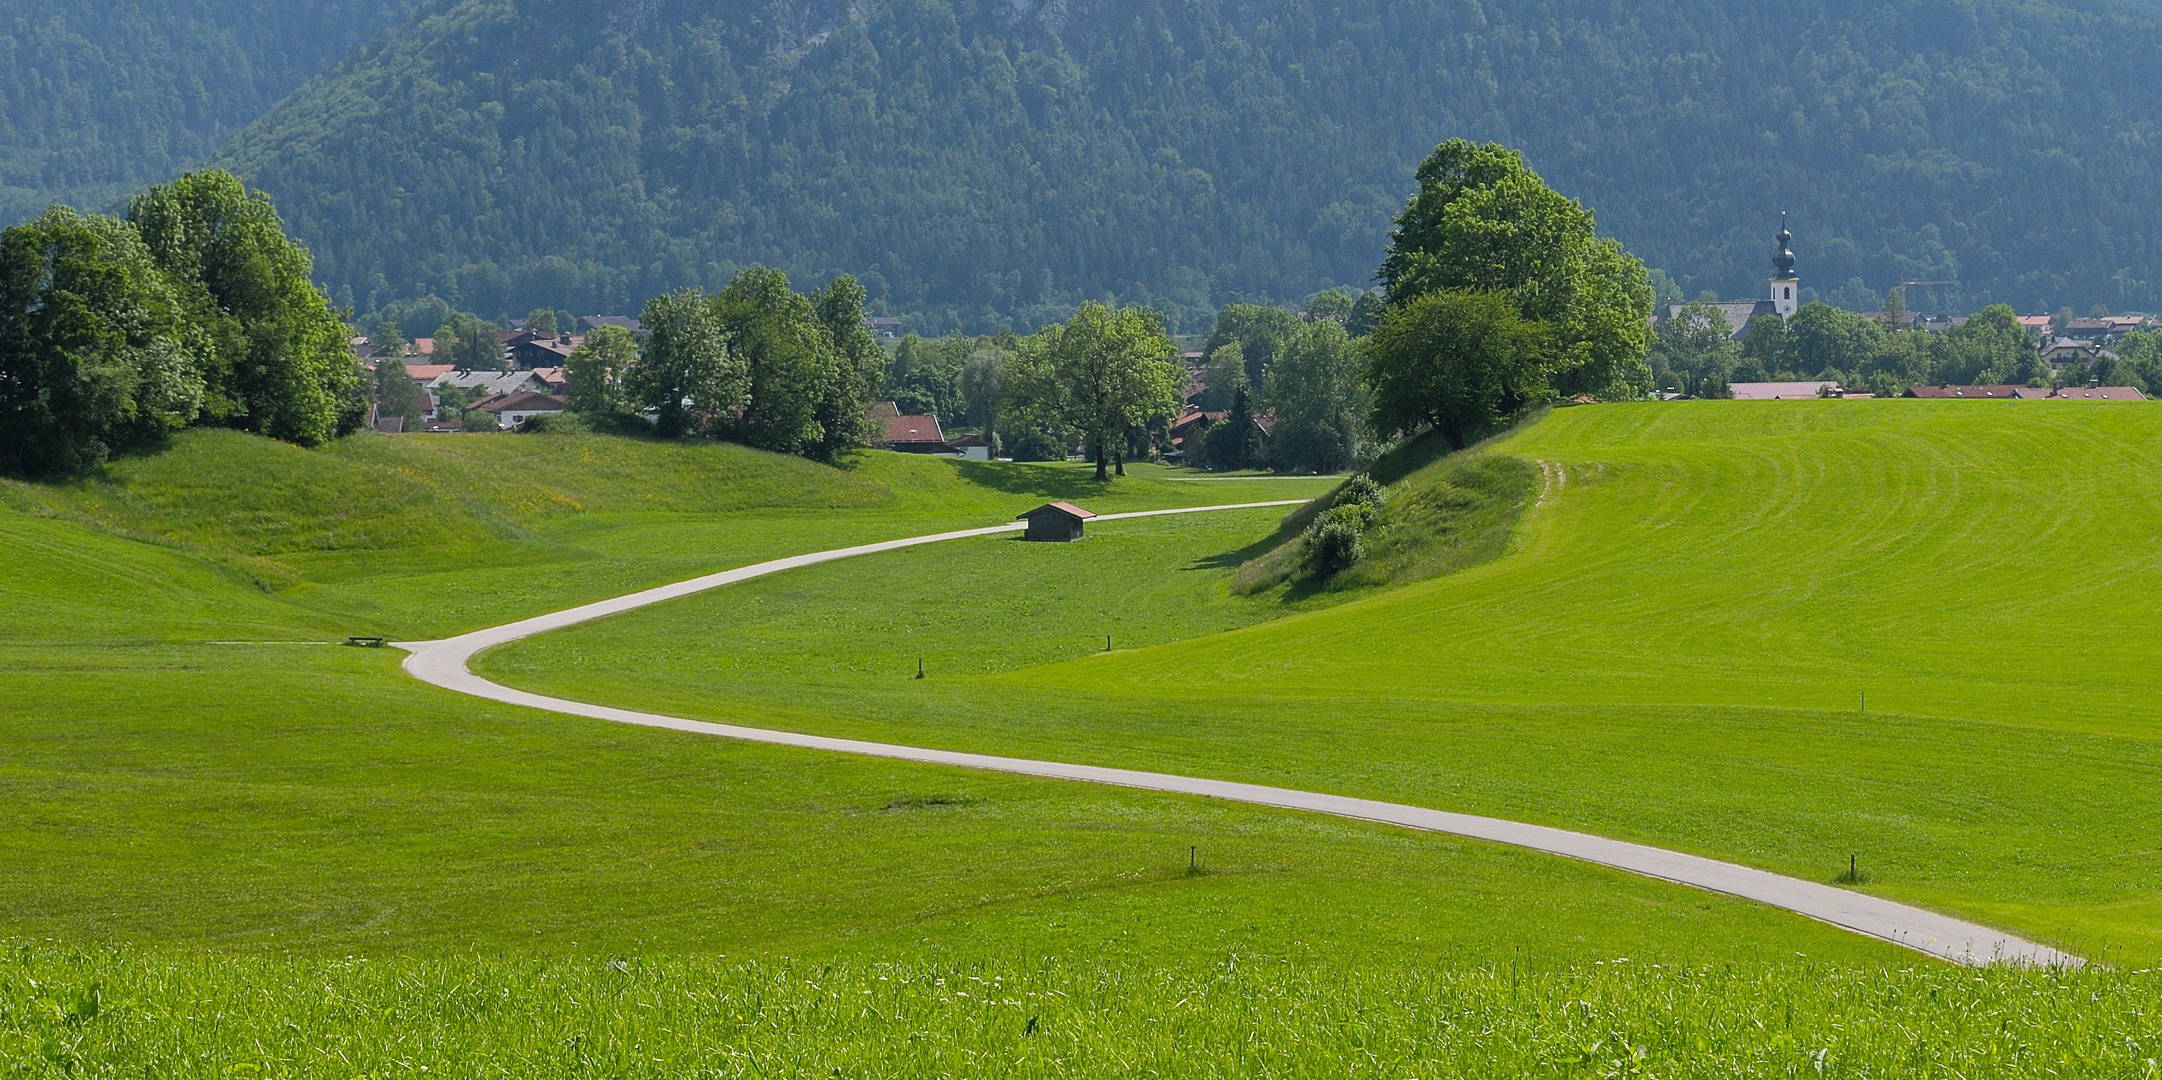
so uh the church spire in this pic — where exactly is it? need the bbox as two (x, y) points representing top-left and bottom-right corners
(1770, 211), (1798, 317)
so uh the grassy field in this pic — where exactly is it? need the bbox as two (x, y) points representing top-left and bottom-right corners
(0, 428), (1331, 641)
(480, 402), (2162, 966)
(17, 410), (2162, 1071)
(0, 428), (1901, 976)
(6, 946), (2150, 1078)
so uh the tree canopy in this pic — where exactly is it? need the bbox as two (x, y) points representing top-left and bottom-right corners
(1380, 140), (1652, 403)
(128, 170), (362, 444)
(1, 171), (357, 476)
(1007, 303), (1181, 481)
(192, 0), (2162, 329)
(1361, 290), (1554, 451)
(0, 207), (205, 474)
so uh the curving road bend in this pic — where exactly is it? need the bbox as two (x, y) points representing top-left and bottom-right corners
(396, 500), (2079, 968)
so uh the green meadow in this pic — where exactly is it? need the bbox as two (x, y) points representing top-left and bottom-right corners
(11, 407), (2162, 1071)
(481, 401), (2162, 967)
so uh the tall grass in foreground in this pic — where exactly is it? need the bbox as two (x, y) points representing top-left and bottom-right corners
(7, 945), (2162, 1077)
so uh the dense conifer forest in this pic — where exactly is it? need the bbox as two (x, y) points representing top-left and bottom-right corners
(0, 1), (418, 223)
(208, 0), (2162, 329)
(13, 0), (2162, 329)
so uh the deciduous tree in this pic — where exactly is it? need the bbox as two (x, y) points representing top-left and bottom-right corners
(1379, 140), (1650, 401)
(0, 207), (206, 475)
(808, 275), (882, 461)
(1361, 290), (1553, 451)
(628, 288), (742, 439)
(1265, 319), (1365, 472)
(127, 170), (361, 444)
(562, 324), (639, 419)
(1009, 302), (1181, 481)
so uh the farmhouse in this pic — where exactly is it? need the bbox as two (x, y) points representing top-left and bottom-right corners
(508, 332), (582, 369)
(1728, 381), (1839, 399)
(2047, 385), (2146, 400)
(1903, 384), (2027, 398)
(471, 391), (567, 429)
(430, 370), (545, 396)
(868, 401), (950, 452)
(1018, 501), (1095, 541)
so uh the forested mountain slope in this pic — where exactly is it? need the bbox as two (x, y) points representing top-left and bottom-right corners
(0, 1), (420, 223)
(218, 0), (2162, 329)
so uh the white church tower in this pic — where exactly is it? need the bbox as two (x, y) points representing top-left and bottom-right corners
(1770, 211), (1798, 318)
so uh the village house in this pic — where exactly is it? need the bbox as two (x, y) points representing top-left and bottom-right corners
(1904, 384), (2029, 398)
(471, 391), (568, 429)
(2048, 385), (2146, 400)
(507, 331), (582, 369)
(867, 401), (950, 453)
(429, 370), (545, 397)
(1728, 381), (1842, 399)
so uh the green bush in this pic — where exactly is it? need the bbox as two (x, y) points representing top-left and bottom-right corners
(1304, 503), (1369, 575)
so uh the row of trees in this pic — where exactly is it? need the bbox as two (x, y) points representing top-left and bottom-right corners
(560, 268), (882, 462)
(862, 142), (1653, 479)
(0, 171), (362, 477)
(1652, 299), (2162, 398)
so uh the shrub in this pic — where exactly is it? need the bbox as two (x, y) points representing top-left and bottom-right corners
(1304, 504), (1369, 575)
(1335, 474), (1386, 517)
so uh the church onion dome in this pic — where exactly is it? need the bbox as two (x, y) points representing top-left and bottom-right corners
(1772, 212), (1796, 277)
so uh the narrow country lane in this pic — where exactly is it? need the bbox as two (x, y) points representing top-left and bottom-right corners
(396, 500), (2079, 968)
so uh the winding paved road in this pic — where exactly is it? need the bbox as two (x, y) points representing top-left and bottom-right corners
(396, 500), (2078, 968)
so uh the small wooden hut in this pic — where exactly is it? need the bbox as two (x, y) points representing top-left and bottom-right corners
(1018, 501), (1096, 541)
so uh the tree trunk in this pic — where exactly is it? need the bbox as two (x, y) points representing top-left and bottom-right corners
(1114, 448), (1125, 477)
(1094, 443), (1109, 481)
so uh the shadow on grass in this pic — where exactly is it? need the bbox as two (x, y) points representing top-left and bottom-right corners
(949, 458), (1118, 499)
(1183, 530), (1291, 572)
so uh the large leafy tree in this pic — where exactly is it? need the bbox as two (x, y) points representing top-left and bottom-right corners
(808, 276), (882, 462)
(1362, 290), (1553, 451)
(0, 207), (207, 476)
(1649, 302), (1743, 397)
(628, 288), (743, 439)
(563, 325), (640, 419)
(432, 313), (505, 372)
(1009, 302), (1181, 481)
(1202, 305), (1300, 390)
(127, 170), (361, 445)
(709, 268), (842, 459)
(1265, 319), (1366, 473)
(372, 357), (428, 429)
(958, 344), (1006, 447)
(1379, 140), (1651, 402)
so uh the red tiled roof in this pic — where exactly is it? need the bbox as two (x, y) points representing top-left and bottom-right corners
(1018, 501), (1097, 522)
(881, 412), (944, 444)
(2051, 386), (2146, 400)
(1904, 384), (2027, 398)
(402, 363), (455, 381)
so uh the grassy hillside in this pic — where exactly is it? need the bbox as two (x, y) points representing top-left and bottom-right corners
(2, 430), (1895, 972)
(483, 402), (2162, 965)
(20, 410), (2162, 1068)
(0, 427), (1330, 639)
(220, 0), (2162, 326)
